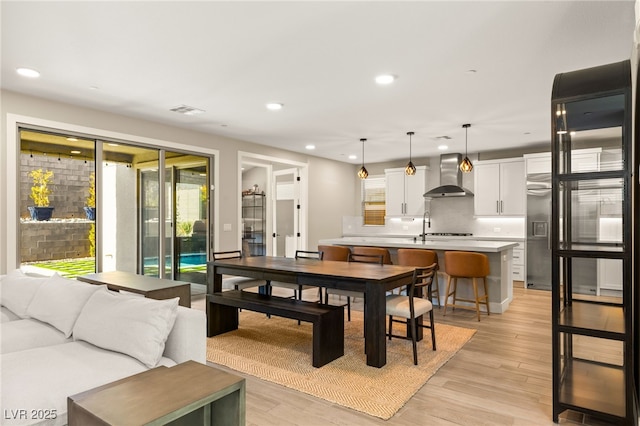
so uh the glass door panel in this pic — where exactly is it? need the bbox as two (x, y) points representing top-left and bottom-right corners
(18, 130), (96, 278)
(102, 142), (159, 274)
(140, 168), (160, 276)
(174, 161), (208, 284)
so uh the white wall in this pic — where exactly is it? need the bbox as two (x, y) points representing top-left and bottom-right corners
(0, 90), (357, 272)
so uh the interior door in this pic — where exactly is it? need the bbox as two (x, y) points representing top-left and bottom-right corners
(272, 168), (300, 257)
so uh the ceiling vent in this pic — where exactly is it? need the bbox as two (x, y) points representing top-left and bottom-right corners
(170, 105), (205, 116)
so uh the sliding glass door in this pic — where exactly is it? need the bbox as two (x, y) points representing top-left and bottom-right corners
(168, 154), (210, 286)
(17, 127), (213, 294)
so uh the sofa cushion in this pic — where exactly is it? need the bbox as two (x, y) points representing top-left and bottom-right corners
(26, 274), (106, 338)
(73, 290), (179, 368)
(1, 306), (21, 323)
(1, 318), (71, 354)
(0, 341), (176, 426)
(0, 269), (47, 318)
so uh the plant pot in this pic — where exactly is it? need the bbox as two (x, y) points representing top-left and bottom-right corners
(28, 206), (54, 221)
(84, 207), (96, 221)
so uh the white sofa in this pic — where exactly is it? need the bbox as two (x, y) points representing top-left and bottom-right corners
(0, 270), (206, 426)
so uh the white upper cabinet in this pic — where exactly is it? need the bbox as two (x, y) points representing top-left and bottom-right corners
(474, 158), (525, 216)
(385, 166), (428, 217)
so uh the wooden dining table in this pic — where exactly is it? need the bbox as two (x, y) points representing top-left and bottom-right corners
(207, 256), (416, 368)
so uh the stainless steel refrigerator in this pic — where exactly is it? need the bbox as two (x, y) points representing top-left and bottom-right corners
(526, 172), (552, 290)
(527, 170), (599, 292)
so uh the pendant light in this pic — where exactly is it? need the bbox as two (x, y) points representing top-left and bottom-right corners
(357, 138), (368, 179)
(405, 131), (416, 176)
(460, 123), (473, 173)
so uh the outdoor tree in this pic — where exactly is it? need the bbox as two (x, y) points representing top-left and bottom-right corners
(29, 169), (54, 207)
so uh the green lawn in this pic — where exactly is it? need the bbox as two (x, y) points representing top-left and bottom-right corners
(28, 258), (96, 279)
(29, 258), (205, 279)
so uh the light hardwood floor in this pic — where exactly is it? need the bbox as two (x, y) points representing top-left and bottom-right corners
(193, 285), (619, 425)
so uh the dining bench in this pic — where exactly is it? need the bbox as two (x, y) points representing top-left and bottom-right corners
(208, 290), (344, 367)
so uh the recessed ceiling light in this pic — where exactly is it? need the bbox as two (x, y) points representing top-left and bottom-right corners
(108, 143), (119, 147)
(16, 67), (40, 78)
(375, 74), (396, 85)
(70, 150), (81, 154)
(348, 154), (357, 160)
(305, 145), (315, 150)
(266, 103), (283, 111)
(438, 145), (448, 151)
(67, 137), (78, 142)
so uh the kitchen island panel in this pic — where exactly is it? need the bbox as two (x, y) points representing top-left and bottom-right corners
(318, 237), (517, 313)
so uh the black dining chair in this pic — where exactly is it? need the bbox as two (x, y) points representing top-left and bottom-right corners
(268, 250), (324, 301)
(325, 251), (384, 321)
(386, 263), (437, 365)
(212, 250), (265, 291)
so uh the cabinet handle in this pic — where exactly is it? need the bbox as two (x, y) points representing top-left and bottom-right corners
(496, 201), (499, 213)
(501, 200), (504, 213)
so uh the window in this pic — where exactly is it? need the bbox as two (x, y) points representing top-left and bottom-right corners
(362, 176), (385, 226)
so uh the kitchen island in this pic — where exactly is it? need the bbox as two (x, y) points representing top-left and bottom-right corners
(318, 236), (518, 313)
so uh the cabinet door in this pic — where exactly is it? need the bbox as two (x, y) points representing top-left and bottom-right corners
(525, 155), (551, 174)
(405, 167), (427, 216)
(385, 170), (405, 216)
(474, 163), (501, 216)
(499, 161), (525, 215)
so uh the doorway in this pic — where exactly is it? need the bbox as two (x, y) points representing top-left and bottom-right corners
(238, 152), (308, 257)
(272, 168), (300, 257)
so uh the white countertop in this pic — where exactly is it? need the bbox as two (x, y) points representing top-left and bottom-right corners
(319, 237), (518, 253)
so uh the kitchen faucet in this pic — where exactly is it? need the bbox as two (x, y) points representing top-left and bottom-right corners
(420, 200), (431, 242)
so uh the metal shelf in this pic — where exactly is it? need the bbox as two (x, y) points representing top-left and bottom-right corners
(551, 59), (636, 425)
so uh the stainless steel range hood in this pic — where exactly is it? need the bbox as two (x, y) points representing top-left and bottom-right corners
(423, 153), (474, 198)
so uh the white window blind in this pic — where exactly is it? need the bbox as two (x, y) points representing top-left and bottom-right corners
(362, 176), (386, 226)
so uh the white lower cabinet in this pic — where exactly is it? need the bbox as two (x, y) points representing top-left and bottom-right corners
(512, 242), (525, 282)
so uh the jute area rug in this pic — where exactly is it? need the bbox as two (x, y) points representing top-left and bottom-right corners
(206, 309), (476, 420)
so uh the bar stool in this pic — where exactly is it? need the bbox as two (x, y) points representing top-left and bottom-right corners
(396, 248), (441, 307)
(443, 251), (490, 321)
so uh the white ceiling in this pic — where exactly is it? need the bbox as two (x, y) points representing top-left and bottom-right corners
(1, 1), (636, 164)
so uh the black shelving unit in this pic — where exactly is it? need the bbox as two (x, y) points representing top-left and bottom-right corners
(551, 60), (636, 424)
(241, 193), (266, 256)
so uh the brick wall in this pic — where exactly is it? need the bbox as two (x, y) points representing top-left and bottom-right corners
(20, 221), (91, 262)
(20, 153), (94, 261)
(20, 153), (94, 219)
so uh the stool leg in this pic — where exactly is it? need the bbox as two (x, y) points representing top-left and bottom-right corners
(484, 276), (491, 316)
(452, 278), (458, 309)
(472, 277), (481, 321)
(433, 273), (440, 308)
(444, 275), (453, 315)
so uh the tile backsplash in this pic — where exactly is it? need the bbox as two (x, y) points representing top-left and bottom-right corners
(343, 196), (525, 239)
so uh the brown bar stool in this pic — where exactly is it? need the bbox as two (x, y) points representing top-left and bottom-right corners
(396, 248), (441, 307)
(318, 245), (351, 261)
(443, 251), (490, 321)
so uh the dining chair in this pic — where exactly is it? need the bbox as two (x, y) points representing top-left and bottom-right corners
(351, 246), (392, 265)
(268, 250), (323, 301)
(396, 248), (441, 307)
(212, 250), (265, 291)
(443, 251), (490, 321)
(325, 251), (384, 321)
(386, 263), (437, 365)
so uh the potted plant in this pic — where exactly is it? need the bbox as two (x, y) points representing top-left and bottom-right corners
(28, 169), (55, 221)
(84, 172), (96, 220)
